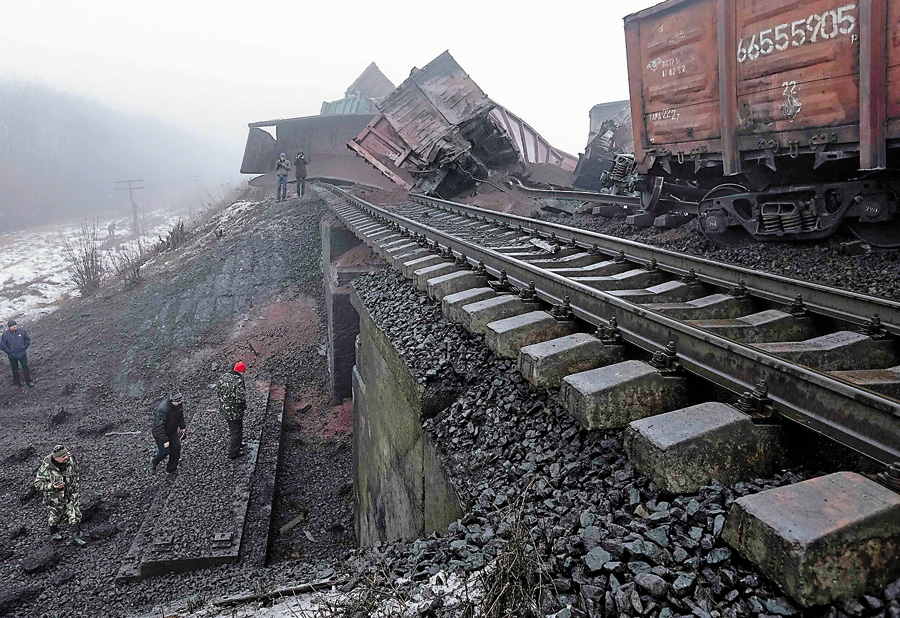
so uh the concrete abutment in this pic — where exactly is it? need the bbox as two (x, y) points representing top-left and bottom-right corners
(321, 216), (384, 404)
(322, 215), (463, 548)
(351, 288), (463, 545)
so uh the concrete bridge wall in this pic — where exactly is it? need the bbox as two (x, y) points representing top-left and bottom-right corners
(321, 216), (462, 545)
(350, 287), (463, 545)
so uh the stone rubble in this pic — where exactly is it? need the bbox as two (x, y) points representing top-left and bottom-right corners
(344, 268), (900, 618)
(537, 211), (900, 301)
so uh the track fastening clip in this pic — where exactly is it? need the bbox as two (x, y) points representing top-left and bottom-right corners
(596, 317), (623, 346)
(736, 380), (775, 421)
(649, 341), (680, 374)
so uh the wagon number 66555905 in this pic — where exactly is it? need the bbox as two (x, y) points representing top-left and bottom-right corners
(737, 4), (856, 64)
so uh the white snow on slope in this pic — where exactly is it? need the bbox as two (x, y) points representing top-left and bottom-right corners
(0, 212), (182, 321)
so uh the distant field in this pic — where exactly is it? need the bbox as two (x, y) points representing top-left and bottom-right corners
(0, 210), (182, 320)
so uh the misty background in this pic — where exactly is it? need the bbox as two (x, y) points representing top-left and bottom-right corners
(1, 0), (660, 234)
(0, 80), (236, 233)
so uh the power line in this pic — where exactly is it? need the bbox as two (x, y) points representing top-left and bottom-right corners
(115, 179), (144, 235)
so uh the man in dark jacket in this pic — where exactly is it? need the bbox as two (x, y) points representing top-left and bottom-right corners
(150, 392), (186, 474)
(0, 320), (33, 387)
(294, 152), (309, 197)
(216, 361), (247, 458)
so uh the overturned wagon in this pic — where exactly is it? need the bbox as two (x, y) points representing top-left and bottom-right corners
(625, 0), (900, 247)
(348, 51), (576, 198)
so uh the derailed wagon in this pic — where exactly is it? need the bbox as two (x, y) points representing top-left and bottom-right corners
(625, 0), (900, 247)
(348, 51), (576, 198)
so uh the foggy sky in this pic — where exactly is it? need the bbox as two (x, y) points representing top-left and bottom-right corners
(2, 1), (661, 159)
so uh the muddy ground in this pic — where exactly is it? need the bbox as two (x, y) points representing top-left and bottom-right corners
(0, 192), (353, 617)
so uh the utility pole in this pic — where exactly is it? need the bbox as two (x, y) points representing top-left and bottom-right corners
(115, 179), (144, 236)
(185, 175), (204, 211)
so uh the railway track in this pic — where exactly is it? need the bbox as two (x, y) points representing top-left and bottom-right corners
(506, 176), (699, 217)
(319, 183), (900, 482)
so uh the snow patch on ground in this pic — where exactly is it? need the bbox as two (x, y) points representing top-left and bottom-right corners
(217, 200), (256, 225)
(161, 569), (487, 618)
(0, 211), (182, 320)
(147, 199), (265, 270)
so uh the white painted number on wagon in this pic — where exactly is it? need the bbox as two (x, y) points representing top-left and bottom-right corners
(647, 108), (680, 122)
(737, 4), (856, 64)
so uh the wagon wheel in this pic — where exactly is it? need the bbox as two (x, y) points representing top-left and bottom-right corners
(697, 184), (752, 248)
(842, 172), (900, 248)
(846, 218), (900, 249)
(640, 176), (665, 213)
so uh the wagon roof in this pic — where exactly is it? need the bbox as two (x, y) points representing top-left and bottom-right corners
(624, 0), (695, 24)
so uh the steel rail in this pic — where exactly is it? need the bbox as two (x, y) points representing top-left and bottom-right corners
(506, 180), (644, 206)
(324, 184), (900, 466)
(407, 193), (900, 337)
(505, 178), (694, 213)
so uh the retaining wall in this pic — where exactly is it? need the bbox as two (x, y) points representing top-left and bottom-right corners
(351, 287), (463, 545)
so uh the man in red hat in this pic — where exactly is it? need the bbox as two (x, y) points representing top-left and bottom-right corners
(216, 361), (247, 458)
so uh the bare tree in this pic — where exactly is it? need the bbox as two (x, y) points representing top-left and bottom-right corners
(158, 219), (188, 251)
(109, 240), (145, 288)
(60, 220), (105, 295)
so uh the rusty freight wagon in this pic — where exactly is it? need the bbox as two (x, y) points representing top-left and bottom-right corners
(347, 51), (577, 198)
(624, 0), (900, 247)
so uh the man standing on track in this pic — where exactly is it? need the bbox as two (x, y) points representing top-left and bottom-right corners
(1, 319), (33, 387)
(275, 153), (291, 201)
(294, 151), (308, 197)
(217, 361), (247, 458)
(150, 392), (186, 474)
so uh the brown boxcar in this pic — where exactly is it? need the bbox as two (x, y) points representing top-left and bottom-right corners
(624, 0), (900, 246)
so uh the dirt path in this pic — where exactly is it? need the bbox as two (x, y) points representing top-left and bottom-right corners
(0, 193), (353, 617)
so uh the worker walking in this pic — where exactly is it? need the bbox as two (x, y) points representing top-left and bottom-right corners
(217, 361), (247, 458)
(150, 392), (187, 474)
(294, 152), (308, 197)
(1, 319), (33, 387)
(34, 445), (86, 546)
(275, 153), (291, 201)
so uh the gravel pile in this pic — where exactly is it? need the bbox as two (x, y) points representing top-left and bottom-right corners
(271, 435), (354, 565)
(347, 269), (900, 618)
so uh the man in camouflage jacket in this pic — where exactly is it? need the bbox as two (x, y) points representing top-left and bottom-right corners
(34, 444), (86, 545)
(217, 361), (247, 458)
